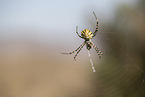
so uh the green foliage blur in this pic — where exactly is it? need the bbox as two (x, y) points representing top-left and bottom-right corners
(93, 0), (145, 97)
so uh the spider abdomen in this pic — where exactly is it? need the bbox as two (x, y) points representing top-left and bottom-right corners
(85, 41), (92, 50)
(81, 29), (93, 39)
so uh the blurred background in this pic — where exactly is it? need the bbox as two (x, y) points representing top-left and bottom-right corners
(0, 0), (145, 97)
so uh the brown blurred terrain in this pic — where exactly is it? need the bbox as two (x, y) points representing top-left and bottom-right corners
(0, 41), (95, 97)
(0, 0), (145, 97)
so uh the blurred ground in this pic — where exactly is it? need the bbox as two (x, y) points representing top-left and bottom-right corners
(0, 41), (96, 97)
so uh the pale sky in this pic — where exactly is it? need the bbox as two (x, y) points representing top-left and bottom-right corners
(0, 0), (137, 45)
(0, 0), (137, 28)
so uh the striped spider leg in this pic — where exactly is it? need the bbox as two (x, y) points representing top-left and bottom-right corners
(92, 12), (99, 38)
(91, 41), (103, 58)
(61, 42), (85, 60)
(62, 12), (103, 60)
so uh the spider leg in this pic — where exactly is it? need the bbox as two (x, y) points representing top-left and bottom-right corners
(74, 42), (85, 60)
(91, 42), (103, 58)
(92, 12), (99, 38)
(76, 26), (83, 39)
(61, 42), (85, 55)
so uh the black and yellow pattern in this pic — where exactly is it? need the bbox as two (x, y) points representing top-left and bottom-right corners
(81, 29), (93, 39)
(62, 12), (103, 60)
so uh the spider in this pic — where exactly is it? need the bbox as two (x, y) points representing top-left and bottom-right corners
(62, 12), (103, 60)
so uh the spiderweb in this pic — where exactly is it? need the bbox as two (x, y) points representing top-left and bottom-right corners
(87, 50), (96, 72)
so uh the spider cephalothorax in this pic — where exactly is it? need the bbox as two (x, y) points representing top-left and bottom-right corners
(81, 29), (93, 40)
(62, 12), (103, 60)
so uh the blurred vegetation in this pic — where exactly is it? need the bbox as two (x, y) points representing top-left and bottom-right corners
(93, 0), (145, 97)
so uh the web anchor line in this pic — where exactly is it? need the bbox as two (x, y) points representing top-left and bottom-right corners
(88, 50), (96, 72)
